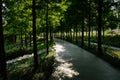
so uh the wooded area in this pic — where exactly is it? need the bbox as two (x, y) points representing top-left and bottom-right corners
(0, 0), (120, 80)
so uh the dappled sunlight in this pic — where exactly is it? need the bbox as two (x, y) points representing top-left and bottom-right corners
(54, 44), (65, 53)
(7, 54), (34, 64)
(52, 54), (79, 79)
(7, 47), (53, 64)
(56, 63), (79, 78)
(52, 43), (79, 79)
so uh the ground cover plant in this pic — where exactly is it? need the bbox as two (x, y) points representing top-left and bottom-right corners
(7, 51), (55, 80)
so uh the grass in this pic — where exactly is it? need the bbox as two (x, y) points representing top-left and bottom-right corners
(106, 48), (120, 59)
(7, 51), (55, 80)
(84, 44), (120, 67)
(112, 50), (120, 59)
(89, 35), (120, 47)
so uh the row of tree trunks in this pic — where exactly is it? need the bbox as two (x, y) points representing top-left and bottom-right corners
(50, 26), (53, 45)
(55, 0), (102, 56)
(81, 18), (84, 47)
(0, 0), (51, 79)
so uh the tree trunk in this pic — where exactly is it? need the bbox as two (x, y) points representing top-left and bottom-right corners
(46, 0), (49, 54)
(50, 26), (53, 45)
(91, 26), (94, 37)
(88, 0), (91, 48)
(73, 25), (75, 42)
(98, 0), (102, 54)
(32, 0), (38, 70)
(30, 33), (32, 47)
(60, 26), (62, 39)
(86, 29), (87, 37)
(78, 28), (81, 44)
(14, 35), (17, 44)
(65, 29), (67, 40)
(76, 25), (78, 44)
(25, 34), (27, 47)
(81, 18), (84, 46)
(0, 1), (7, 79)
(102, 26), (105, 39)
(20, 28), (23, 47)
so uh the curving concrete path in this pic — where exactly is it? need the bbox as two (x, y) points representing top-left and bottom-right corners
(51, 38), (120, 80)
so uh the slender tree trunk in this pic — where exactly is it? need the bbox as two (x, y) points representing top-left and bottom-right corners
(46, 0), (49, 54)
(98, 0), (102, 54)
(86, 29), (87, 37)
(60, 26), (62, 39)
(14, 35), (17, 44)
(44, 30), (46, 45)
(102, 26), (105, 39)
(20, 28), (23, 47)
(68, 29), (70, 40)
(32, 0), (38, 70)
(25, 34), (27, 47)
(78, 27), (81, 44)
(81, 18), (84, 46)
(92, 26), (93, 37)
(65, 29), (67, 40)
(88, 0), (91, 48)
(71, 26), (74, 41)
(70, 29), (71, 41)
(73, 25), (75, 42)
(0, 1), (7, 79)
(30, 33), (32, 47)
(50, 26), (53, 45)
(76, 26), (78, 44)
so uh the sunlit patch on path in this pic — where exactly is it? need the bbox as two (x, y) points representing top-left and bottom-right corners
(51, 41), (79, 80)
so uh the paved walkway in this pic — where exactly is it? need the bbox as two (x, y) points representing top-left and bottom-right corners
(51, 39), (120, 80)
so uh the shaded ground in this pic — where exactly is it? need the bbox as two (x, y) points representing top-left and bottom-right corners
(51, 38), (120, 80)
(7, 51), (55, 80)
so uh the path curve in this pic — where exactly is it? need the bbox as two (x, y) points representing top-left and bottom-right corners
(51, 38), (120, 80)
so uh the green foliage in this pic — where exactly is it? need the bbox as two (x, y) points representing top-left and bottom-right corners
(82, 42), (120, 67)
(6, 41), (54, 61)
(37, 43), (45, 50)
(6, 47), (33, 60)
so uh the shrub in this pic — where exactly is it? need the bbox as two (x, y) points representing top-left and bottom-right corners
(6, 47), (33, 60)
(6, 41), (54, 60)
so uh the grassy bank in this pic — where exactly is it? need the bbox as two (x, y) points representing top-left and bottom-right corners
(6, 42), (54, 61)
(7, 51), (55, 80)
(82, 44), (120, 67)
(84, 35), (120, 47)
